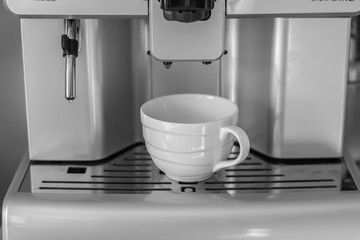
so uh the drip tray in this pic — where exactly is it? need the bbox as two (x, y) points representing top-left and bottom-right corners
(24, 143), (358, 194)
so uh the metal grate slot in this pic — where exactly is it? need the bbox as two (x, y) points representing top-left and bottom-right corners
(225, 174), (286, 178)
(39, 187), (172, 192)
(123, 158), (152, 161)
(67, 167), (87, 174)
(113, 164), (152, 167)
(28, 143), (357, 194)
(91, 175), (151, 179)
(204, 186), (338, 191)
(42, 181), (172, 185)
(225, 168), (273, 172)
(227, 157), (253, 161)
(133, 152), (150, 156)
(103, 169), (152, 173)
(232, 162), (263, 166)
(205, 179), (336, 184)
(179, 181), (199, 185)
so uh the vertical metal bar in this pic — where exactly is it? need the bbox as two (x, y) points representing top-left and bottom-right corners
(64, 19), (79, 101)
(65, 55), (76, 101)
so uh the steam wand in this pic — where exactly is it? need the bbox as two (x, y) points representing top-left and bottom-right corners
(62, 19), (80, 102)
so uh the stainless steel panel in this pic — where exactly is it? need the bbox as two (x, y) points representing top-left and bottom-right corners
(4, 0), (148, 18)
(131, 19), (152, 142)
(345, 82), (360, 162)
(221, 18), (275, 157)
(222, 18), (350, 159)
(227, 0), (360, 17)
(349, 17), (360, 83)
(151, 60), (220, 98)
(22, 19), (136, 161)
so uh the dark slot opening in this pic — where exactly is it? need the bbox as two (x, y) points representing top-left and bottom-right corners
(179, 181), (199, 185)
(67, 167), (87, 174)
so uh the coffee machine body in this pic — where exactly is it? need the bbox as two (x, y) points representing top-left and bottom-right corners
(15, 0), (357, 161)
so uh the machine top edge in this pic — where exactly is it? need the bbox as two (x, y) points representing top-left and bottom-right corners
(3, 0), (360, 18)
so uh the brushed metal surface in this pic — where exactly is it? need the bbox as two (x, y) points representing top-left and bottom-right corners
(151, 60), (221, 98)
(131, 19), (152, 142)
(4, 0), (148, 18)
(227, 0), (360, 17)
(221, 18), (350, 158)
(22, 19), (136, 160)
(344, 82), (360, 188)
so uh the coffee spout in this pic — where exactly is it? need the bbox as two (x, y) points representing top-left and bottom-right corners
(163, 61), (173, 69)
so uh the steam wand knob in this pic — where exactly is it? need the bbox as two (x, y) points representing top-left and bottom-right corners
(62, 19), (80, 102)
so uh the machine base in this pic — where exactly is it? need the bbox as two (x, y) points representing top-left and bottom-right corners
(2, 143), (360, 240)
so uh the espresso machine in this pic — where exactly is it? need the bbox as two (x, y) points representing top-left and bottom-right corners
(3, 0), (360, 239)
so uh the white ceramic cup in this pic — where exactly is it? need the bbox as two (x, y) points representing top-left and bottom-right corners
(140, 94), (250, 182)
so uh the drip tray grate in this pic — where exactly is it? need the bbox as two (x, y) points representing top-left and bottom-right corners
(26, 143), (357, 194)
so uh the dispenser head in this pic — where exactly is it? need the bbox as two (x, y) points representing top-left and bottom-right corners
(149, 0), (225, 61)
(160, 0), (214, 23)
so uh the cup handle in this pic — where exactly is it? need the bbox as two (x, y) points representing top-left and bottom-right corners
(212, 126), (250, 173)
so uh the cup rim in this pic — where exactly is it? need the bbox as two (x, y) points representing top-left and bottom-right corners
(140, 94), (238, 135)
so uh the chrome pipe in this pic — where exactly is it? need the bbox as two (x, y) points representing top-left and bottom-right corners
(63, 19), (80, 101)
(65, 55), (76, 101)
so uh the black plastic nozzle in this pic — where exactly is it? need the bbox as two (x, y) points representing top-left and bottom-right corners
(160, 0), (215, 23)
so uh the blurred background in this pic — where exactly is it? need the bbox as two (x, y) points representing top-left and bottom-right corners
(0, 3), (27, 225)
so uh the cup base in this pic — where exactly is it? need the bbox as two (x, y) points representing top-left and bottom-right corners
(166, 173), (214, 182)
